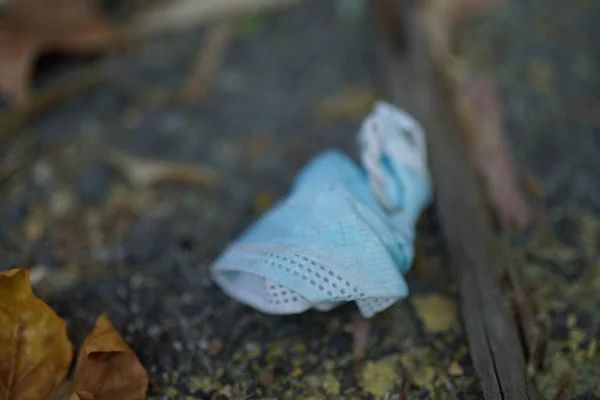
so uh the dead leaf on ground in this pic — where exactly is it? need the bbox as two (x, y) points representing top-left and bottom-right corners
(72, 313), (149, 400)
(0, 268), (73, 400)
(0, 0), (125, 103)
(316, 85), (379, 123)
(106, 149), (220, 189)
(70, 391), (95, 400)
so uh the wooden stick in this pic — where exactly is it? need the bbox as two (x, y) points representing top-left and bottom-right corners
(127, 0), (300, 38)
(371, 1), (531, 398)
(182, 22), (234, 102)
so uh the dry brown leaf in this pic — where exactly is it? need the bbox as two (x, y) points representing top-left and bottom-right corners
(106, 149), (220, 189)
(0, 268), (73, 400)
(0, 0), (124, 103)
(70, 391), (95, 400)
(72, 314), (149, 400)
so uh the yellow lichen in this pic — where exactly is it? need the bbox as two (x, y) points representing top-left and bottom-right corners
(322, 374), (341, 395)
(361, 360), (399, 400)
(187, 376), (213, 393)
(411, 294), (458, 333)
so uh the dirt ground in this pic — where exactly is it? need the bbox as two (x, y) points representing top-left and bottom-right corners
(1, 0), (599, 398)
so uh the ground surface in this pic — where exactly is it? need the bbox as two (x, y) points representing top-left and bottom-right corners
(1, 0), (599, 399)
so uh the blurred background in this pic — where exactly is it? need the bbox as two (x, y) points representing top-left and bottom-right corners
(0, 0), (599, 398)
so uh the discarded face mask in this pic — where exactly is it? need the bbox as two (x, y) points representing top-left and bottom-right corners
(211, 102), (433, 317)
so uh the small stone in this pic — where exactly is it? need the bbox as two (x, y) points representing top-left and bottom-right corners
(245, 342), (261, 359)
(31, 160), (54, 187)
(448, 360), (464, 376)
(24, 210), (45, 240)
(217, 385), (233, 397)
(49, 188), (76, 217)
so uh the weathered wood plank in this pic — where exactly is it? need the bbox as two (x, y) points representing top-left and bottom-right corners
(371, 1), (531, 398)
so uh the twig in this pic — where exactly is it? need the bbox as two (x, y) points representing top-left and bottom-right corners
(105, 148), (220, 188)
(127, 0), (300, 38)
(371, 0), (530, 398)
(182, 22), (234, 102)
(400, 374), (412, 400)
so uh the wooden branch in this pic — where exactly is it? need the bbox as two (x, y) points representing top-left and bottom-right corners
(181, 22), (234, 102)
(371, 1), (531, 398)
(128, 0), (300, 38)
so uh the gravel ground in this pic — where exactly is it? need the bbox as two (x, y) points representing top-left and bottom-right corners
(1, 0), (599, 398)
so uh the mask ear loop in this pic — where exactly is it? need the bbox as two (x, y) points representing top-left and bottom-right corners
(359, 114), (395, 210)
(359, 102), (433, 219)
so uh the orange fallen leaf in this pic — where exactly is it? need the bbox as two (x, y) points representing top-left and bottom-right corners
(0, 268), (73, 400)
(0, 0), (124, 103)
(70, 391), (95, 400)
(72, 313), (149, 400)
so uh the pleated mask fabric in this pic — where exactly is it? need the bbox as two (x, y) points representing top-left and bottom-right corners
(211, 102), (433, 317)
